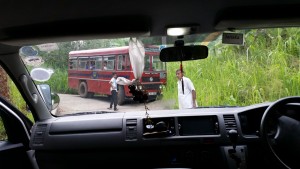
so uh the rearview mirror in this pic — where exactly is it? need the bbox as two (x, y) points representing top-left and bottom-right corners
(159, 45), (208, 62)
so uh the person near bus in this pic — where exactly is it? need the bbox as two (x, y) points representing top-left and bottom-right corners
(108, 72), (118, 111)
(176, 69), (197, 109)
(103, 61), (108, 70)
(90, 61), (95, 70)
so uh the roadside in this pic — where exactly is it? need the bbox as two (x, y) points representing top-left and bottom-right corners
(56, 93), (176, 116)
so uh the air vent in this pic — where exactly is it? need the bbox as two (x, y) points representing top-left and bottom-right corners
(32, 123), (47, 146)
(223, 114), (237, 133)
(126, 119), (137, 140)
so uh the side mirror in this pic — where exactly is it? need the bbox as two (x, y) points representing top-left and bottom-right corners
(37, 84), (60, 114)
(30, 67), (59, 114)
(51, 92), (60, 111)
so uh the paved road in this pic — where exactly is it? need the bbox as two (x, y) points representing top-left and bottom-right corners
(56, 93), (176, 116)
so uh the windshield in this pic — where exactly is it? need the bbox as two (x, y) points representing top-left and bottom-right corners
(21, 27), (300, 116)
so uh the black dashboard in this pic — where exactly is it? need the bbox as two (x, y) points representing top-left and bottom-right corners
(30, 103), (270, 149)
(142, 115), (220, 138)
(30, 102), (289, 169)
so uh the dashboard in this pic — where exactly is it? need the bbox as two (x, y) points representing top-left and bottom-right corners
(31, 103), (270, 149)
(29, 102), (281, 169)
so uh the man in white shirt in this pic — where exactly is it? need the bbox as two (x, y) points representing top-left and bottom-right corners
(176, 69), (197, 109)
(108, 72), (118, 111)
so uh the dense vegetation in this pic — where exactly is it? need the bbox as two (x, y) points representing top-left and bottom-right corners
(163, 28), (300, 107)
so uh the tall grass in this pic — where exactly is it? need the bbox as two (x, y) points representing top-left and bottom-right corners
(163, 28), (300, 108)
(0, 78), (34, 140)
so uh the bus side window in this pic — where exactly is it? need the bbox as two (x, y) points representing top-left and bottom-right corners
(126, 55), (131, 70)
(104, 55), (115, 70)
(144, 55), (150, 71)
(117, 55), (123, 70)
(69, 62), (73, 69)
(107, 60), (114, 70)
(90, 61), (96, 70)
(95, 57), (102, 70)
(103, 61), (108, 70)
(78, 57), (89, 70)
(118, 55), (129, 70)
(69, 58), (77, 69)
(85, 62), (90, 69)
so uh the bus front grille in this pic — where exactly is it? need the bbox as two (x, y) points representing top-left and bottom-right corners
(142, 84), (160, 90)
(141, 77), (160, 82)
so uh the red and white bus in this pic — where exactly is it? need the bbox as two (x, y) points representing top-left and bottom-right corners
(68, 45), (167, 105)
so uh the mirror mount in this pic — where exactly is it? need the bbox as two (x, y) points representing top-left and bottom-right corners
(174, 39), (184, 47)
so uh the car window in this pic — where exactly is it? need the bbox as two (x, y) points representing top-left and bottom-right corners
(0, 66), (33, 140)
(0, 116), (7, 140)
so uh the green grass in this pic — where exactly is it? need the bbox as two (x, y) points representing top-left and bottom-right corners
(9, 80), (34, 121)
(162, 28), (300, 108)
(0, 79), (34, 140)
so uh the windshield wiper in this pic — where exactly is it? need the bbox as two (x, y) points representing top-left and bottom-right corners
(61, 111), (115, 116)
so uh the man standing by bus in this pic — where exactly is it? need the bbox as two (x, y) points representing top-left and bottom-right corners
(108, 72), (118, 111)
(176, 69), (197, 109)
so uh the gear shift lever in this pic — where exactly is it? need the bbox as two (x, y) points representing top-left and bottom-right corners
(227, 129), (242, 168)
(224, 129), (247, 169)
(228, 129), (238, 151)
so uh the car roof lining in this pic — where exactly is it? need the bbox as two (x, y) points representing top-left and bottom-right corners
(0, 15), (151, 46)
(0, 2), (299, 47)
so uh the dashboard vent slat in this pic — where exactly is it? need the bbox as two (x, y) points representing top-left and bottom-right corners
(32, 123), (47, 146)
(126, 119), (137, 140)
(223, 114), (237, 133)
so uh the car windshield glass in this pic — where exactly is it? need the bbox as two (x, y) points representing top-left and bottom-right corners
(20, 27), (300, 116)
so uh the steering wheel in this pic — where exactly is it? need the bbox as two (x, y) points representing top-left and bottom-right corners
(260, 96), (300, 169)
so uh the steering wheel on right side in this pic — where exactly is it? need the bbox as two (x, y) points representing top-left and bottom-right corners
(260, 96), (300, 169)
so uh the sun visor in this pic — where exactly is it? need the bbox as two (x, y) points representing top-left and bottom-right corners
(215, 4), (300, 31)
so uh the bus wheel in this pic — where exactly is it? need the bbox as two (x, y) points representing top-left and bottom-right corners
(117, 85), (125, 105)
(78, 81), (89, 98)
